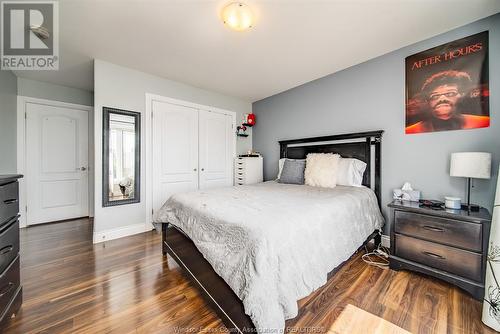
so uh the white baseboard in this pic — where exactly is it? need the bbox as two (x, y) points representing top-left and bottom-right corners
(93, 223), (151, 244)
(381, 234), (390, 248)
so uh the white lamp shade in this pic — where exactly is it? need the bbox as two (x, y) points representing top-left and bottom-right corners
(450, 152), (491, 179)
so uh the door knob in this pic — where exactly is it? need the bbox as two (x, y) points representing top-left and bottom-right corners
(201, 168), (205, 171)
(77, 167), (87, 171)
(193, 168), (197, 171)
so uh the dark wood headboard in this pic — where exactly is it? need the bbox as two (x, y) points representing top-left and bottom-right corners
(279, 130), (384, 206)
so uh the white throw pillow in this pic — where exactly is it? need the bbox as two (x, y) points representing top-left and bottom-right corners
(304, 153), (340, 188)
(337, 158), (367, 187)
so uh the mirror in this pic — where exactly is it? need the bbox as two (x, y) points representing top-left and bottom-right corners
(102, 107), (140, 207)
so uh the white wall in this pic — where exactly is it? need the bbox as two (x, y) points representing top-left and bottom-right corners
(93, 59), (252, 242)
(17, 77), (94, 106)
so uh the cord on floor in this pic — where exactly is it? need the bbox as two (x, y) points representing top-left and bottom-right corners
(362, 242), (390, 269)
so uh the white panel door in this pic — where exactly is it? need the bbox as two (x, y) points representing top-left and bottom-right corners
(199, 110), (233, 190)
(26, 103), (89, 225)
(152, 101), (199, 214)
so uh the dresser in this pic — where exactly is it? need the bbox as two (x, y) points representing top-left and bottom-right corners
(388, 200), (491, 300)
(0, 175), (22, 329)
(234, 156), (263, 186)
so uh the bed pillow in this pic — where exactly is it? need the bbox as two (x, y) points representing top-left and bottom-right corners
(337, 158), (367, 187)
(304, 153), (340, 188)
(277, 158), (305, 179)
(277, 158), (286, 179)
(278, 159), (306, 185)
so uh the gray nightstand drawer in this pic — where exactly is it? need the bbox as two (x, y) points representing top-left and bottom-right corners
(395, 210), (482, 252)
(0, 255), (20, 319)
(0, 181), (19, 225)
(395, 234), (482, 282)
(0, 218), (19, 275)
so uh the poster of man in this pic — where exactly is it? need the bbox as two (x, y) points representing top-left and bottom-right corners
(405, 32), (489, 134)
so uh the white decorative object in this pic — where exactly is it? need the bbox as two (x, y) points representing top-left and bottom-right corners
(402, 182), (413, 191)
(483, 165), (500, 330)
(234, 156), (263, 185)
(119, 177), (134, 197)
(444, 196), (461, 209)
(393, 182), (420, 202)
(304, 153), (340, 188)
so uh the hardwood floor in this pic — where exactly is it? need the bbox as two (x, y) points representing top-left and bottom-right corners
(2, 218), (495, 333)
(328, 304), (411, 334)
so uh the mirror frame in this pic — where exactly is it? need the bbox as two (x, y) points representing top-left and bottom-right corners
(102, 107), (141, 207)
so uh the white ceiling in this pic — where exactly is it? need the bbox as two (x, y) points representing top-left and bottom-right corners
(14, 0), (500, 102)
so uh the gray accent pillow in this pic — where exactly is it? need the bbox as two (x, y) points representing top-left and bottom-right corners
(278, 159), (306, 185)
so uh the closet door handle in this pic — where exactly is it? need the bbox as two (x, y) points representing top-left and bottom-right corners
(201, 168), (205, 171)
(193, 168), (197, 171)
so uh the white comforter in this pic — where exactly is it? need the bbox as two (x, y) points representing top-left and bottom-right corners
(154, 181), (384, 332)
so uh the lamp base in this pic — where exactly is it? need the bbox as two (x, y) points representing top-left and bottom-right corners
(461, 203), (480, 212)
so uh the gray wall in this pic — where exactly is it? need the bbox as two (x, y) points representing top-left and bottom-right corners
(0, 70), (18, 173)
(253, 13), (500, 234)
(17, 77), (93, 106)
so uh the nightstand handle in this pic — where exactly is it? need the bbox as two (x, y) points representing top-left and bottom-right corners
(0, 282), (13, 298)
(422, 225), (444, 232)
(422, 251), (445, 260)
(0, 245), (13, 255)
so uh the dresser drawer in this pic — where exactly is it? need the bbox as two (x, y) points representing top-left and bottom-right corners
(0, 255), (20, 319)
(0, 218), (19, 275)
(395, 234), (482, 281)
(0, 182), (19, 225)
(234, 176), (245, 186)
(394, 210), (482, 252)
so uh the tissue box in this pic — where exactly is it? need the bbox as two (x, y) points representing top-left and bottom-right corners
(393, 189), (421, 202)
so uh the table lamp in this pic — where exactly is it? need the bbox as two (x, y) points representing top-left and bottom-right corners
(450, 152), (491, 211)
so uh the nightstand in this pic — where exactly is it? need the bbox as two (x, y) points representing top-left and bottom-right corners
(388, 200), (491, 300)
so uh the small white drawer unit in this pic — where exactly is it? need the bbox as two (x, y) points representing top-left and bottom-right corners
(234, 156), (263, 185)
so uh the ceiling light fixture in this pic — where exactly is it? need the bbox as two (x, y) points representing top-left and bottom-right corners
(221, 2), (254, 32)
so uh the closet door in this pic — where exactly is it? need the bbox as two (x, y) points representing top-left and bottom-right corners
(199, 110), (234, 190)
(152, 101), (199, 213)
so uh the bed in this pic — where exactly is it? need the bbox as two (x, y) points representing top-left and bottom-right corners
(154, 130), (384, 333)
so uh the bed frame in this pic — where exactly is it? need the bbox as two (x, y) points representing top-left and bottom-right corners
(161, 130), (384, 333)
(279, 130), (383, 206)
